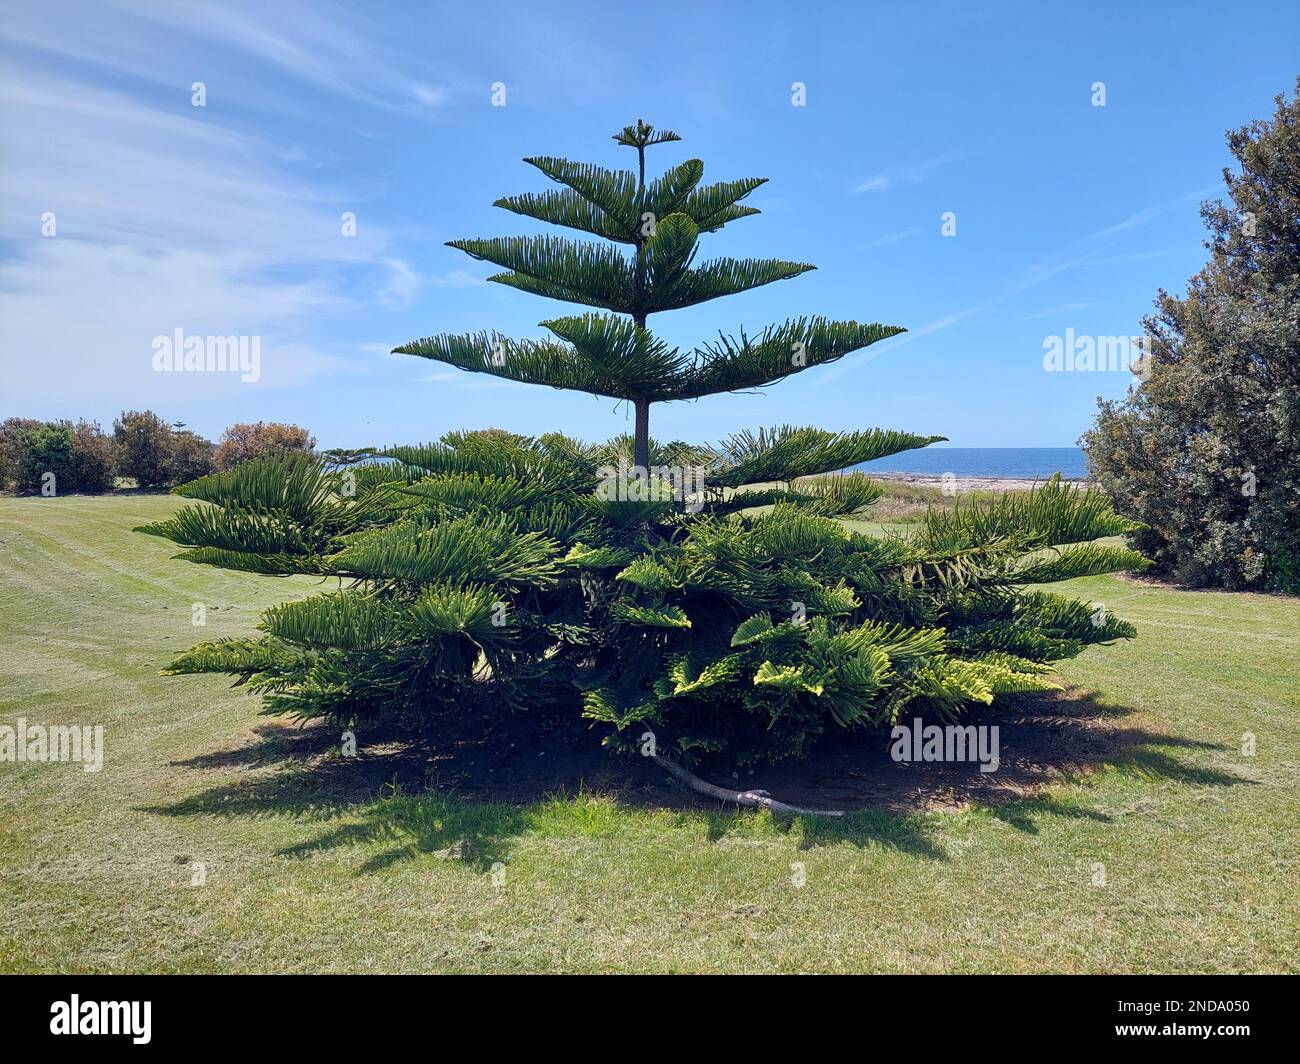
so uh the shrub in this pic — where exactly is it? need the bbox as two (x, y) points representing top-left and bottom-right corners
(170, 429), (217, 484)
(0, 418), (43, 490)
(114, 410), (178, 489)
(15, 422), (76, 494)
(113, 411), (215, 488)
(1083, 79), (1300, 592)
(1, 419), (117, 494)
(141, 121), (1146, 801)
(214, 421), (316, 471)
(70, 420), (117, 493)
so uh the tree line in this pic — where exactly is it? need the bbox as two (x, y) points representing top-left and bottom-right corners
(0, 413), (315, 494)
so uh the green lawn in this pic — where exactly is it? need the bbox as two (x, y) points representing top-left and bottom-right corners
(1, 494), (1296, 973)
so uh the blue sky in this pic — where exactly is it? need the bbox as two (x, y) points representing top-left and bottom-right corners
(2, 0), (1296, 449)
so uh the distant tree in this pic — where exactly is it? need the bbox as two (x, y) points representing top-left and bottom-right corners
(0, 417), (43, 490)
(70, 420), (117, 493)
(170, 429), (217, 484)
(214, 421), (316, 470)
(2, 419), (115, 494)
(114, 410), (176, 489)
(113, 410), (214, 488)
(1083, 78), (1300, 591)
(15, 422), (76, 494)
(319, 446), (379, 467)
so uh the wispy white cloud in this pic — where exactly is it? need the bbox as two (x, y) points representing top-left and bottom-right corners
(417, 372), (526, 390)
(427, 269), (488, 289)
(0, 243), (352, 403)
(1085, 197), (1203, 241)
(852, 154), (958, 194)
(1090, 248), (1186, 265)
(1042, 187), (1216, 262)
(379, 259), (421, 308)
(412, 84), (450, 108)
(1017, 301), (1103, 321)
(814, 307), (984, 385)
(868, 225), (926, 247)
(819, 186), (1211, 387)
(0, 68), (389, 258)
(0, 50), (418, 407)
(119, 0), (460, 115)
(0, 1), (464, 130)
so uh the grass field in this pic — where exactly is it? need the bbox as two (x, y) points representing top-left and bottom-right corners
(1, 493), (1297, 973)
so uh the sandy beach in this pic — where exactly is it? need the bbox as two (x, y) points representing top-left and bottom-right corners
(867, 472), (1086, 493)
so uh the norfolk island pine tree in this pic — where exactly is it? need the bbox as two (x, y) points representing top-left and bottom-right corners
(143, 120), (1150, 813)
(397, 118), (912, 471)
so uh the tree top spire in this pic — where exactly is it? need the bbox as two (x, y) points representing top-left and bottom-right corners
(612, 119), (682, 149)
(397, 121), (905, 467)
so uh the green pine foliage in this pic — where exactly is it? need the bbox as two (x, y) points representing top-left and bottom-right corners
(144, 121), (1148, 768)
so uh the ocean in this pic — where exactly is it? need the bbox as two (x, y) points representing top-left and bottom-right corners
(853, 447), (1088, 480)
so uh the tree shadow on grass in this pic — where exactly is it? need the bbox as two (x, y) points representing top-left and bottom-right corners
(169, 721), (340, 771)
(272, 795), (537, 874)
(669, 805), (950, 858)
(150, 743), (535, 873)
(143, 684), (1251, 870)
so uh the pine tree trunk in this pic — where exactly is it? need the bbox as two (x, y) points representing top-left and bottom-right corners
(633, 399), (650, 470)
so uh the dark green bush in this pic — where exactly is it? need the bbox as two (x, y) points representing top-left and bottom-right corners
(114, 410), (215, 489)
(114, 410), (177, 489)
(15, 422), (77, 494)
(0, 418), (43, 490)
(5, 420), (118, 495)
(170, 429), (217, 484)
(1083, 79), (1300, 592)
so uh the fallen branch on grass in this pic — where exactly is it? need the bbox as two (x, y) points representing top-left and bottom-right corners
(650, 753), (845, 817)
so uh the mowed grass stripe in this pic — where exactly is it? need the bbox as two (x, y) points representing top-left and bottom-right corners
(0, 495), (1296, 973)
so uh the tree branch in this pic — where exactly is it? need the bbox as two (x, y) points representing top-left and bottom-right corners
(650, 753), (845, 817)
